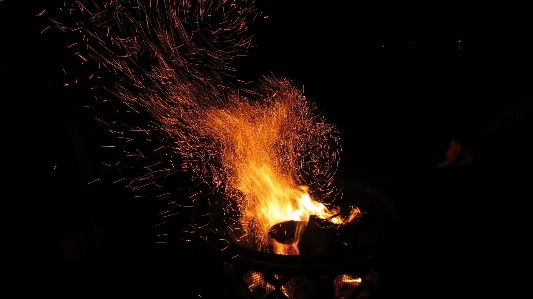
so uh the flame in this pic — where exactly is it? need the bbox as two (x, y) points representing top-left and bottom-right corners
(204, 87), (359, 254)
(54, 1), (359, 255)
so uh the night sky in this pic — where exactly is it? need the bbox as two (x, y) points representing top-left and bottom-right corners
(2, 1), (532, 297)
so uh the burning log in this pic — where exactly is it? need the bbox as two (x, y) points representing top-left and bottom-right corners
(268, 220), (308, 245)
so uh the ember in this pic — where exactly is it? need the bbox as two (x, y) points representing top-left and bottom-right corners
(38, 1), (417, 297)
(52, 0), (360, 255)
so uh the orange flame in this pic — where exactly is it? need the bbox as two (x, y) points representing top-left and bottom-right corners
(54, 1), (357, 255)
(204, 82), (359, 254)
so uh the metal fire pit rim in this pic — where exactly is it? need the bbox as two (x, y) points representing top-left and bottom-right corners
(198, 232), (380, 274)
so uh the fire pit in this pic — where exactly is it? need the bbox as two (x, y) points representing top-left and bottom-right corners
(189, 170), (415, 299)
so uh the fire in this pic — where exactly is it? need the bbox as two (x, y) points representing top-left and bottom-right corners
(51, 1), (359, 255)
(203, 82), (360, 254)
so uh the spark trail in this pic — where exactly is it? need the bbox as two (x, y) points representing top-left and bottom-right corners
(54, 0), (347, 253)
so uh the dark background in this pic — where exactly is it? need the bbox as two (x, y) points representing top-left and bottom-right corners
(2, 0), (532, 297)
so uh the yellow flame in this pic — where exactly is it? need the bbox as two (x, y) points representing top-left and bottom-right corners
(205, 95), (359, 254)
(55, 1), (355, 255)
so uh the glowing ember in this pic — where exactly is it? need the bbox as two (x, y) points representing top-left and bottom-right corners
(243, 271), (276, 298)
(51, 0), (360, 255)
(333, 274), (364, 299)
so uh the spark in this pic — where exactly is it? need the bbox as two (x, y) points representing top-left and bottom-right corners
(162, 212), (180, 218)
(113, 177), (125, 184)
(86, 178), (101, 185)
(40, 26), (51, 34)
(157, 192), (171, 199)
(176, 204), (194, 208)
(55, 0), (345, 254)
(95, 118), (109, 126)
(76, 54), (88, 62)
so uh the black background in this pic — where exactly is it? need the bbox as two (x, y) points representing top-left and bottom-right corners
(2, 0), (532, 297)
